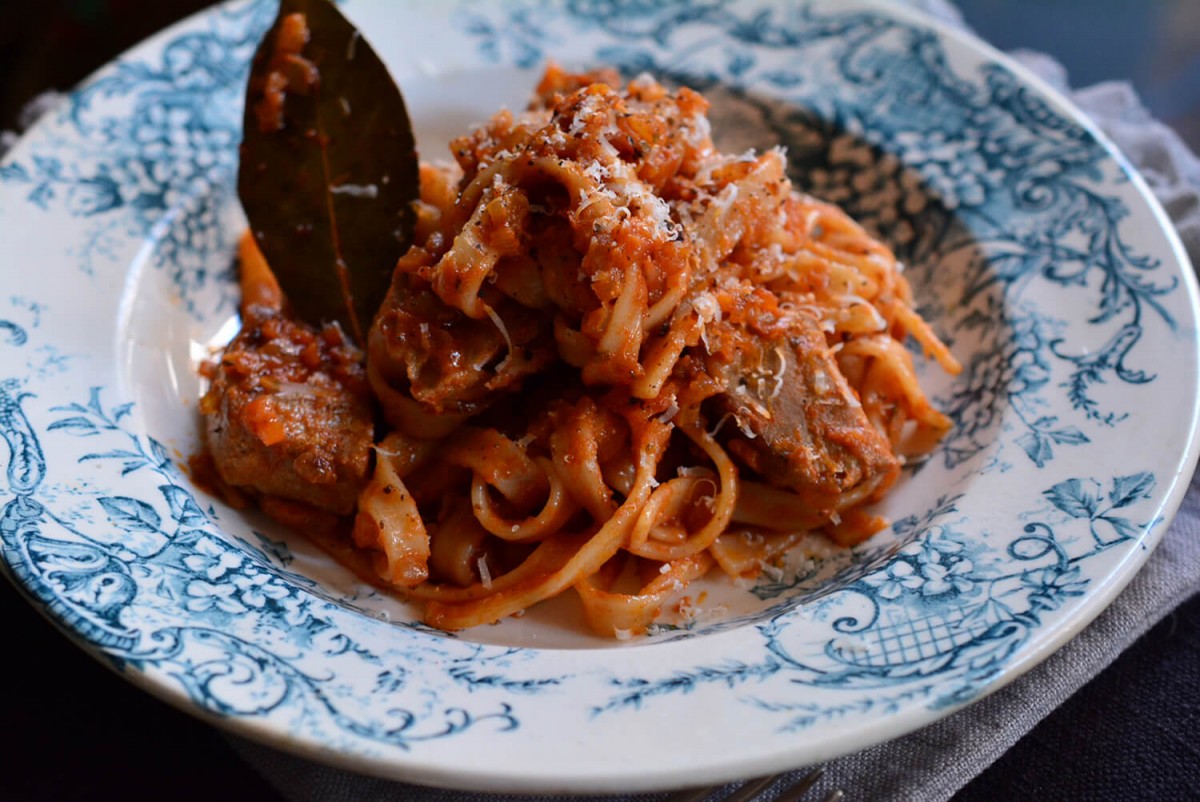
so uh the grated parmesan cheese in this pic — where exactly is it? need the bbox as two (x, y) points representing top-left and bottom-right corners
(768, 345), (788, 400)
(707, 412), (734, 437)
(656, 402), (680, 424)
(711, 183), (739, 214)
(484, 304), (515, 358)
(684, 111), (712, 146)
(840, 294), (888, 332)
(734, 415), (759, 439)
(583, 160), (609, 182)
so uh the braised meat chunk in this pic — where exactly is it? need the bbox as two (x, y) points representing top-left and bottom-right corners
(200, 306), (374, 516)
(368, 273), (555, 428)
(705, 316), (900, 514)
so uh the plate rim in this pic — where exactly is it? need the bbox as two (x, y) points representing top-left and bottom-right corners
(1, 0), (1198, 792)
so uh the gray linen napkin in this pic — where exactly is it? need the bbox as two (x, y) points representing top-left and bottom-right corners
(225, 3), (1200, 801)
(5, 1), (1197, 800)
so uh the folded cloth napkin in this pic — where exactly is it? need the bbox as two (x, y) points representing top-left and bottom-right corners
(4, 1), (1196, 800)
(224, 3), (1200, 801)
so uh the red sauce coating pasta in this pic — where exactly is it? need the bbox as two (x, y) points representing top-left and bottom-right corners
(203, 65), (961, 638)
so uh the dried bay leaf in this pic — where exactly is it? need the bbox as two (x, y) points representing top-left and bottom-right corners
(237, 0), (418, 343)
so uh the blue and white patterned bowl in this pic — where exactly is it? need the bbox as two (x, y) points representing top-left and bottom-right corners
(1, 0), (1197, 792)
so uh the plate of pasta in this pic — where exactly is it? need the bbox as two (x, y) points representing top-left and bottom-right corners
(1, 0), (1197, 793)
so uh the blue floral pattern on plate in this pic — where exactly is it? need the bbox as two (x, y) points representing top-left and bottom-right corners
(0, 0), (1197, 793)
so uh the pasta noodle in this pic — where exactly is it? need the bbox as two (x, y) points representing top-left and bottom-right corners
(207, 64), (961, 638)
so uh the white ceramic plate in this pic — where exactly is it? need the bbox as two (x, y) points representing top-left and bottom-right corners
(1, 0), (1197, 793)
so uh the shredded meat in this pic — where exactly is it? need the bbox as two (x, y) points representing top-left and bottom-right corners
(200, 306), (373, 516)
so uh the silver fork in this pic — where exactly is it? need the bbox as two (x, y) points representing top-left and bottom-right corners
(664, 767), (843, 802)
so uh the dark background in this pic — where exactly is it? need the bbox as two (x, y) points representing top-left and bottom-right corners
(2, 1), (1198, 800)
(3, 0), (1199, 148)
